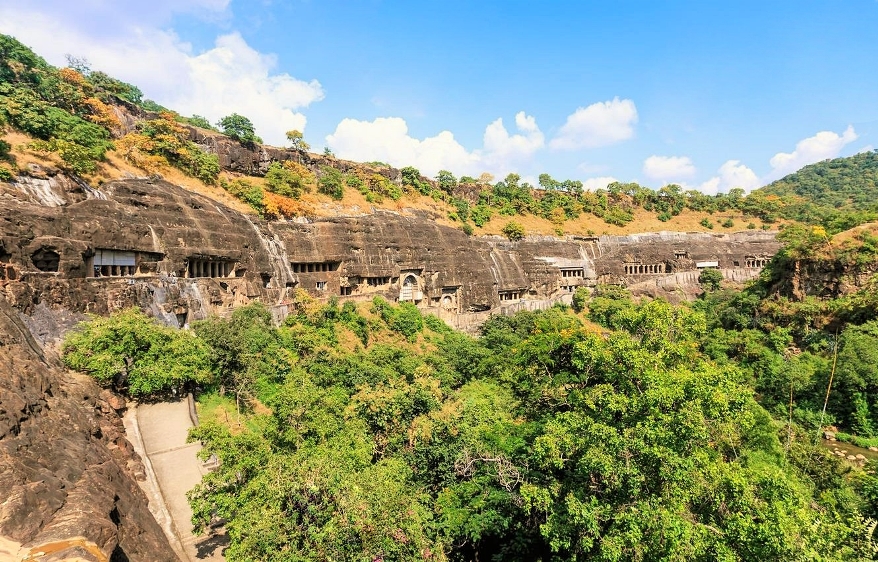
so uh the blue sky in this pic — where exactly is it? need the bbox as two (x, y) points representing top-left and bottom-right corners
(1, 0), (876, 192)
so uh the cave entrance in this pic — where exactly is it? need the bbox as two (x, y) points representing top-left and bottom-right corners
(31, 248), (60, 272)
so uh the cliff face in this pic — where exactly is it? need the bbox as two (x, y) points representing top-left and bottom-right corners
(0, 170), (784, 557)
(0, 299), (177, 561)
(1, 172), (783, 330)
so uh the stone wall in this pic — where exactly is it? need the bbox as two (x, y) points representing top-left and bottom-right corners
(0, 174), (783, 330)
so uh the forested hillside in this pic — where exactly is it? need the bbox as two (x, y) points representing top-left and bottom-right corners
(758, 151), (878, 231)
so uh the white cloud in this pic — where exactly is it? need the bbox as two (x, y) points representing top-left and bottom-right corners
(858, 144), (875, 154)
(0, 2), (323, 146)
(549, 97), (638, 150)
(698, 160), (761, 195)
(642, 155), (696, 183)
(766, 125), (857, 180)
(582, 176), (618, 191)
(326, 112), (543, 178)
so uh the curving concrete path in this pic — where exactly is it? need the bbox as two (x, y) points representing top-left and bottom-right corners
(124, 398), (226, 561)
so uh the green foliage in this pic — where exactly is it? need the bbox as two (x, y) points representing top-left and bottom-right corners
(217, 113), (261, 145)
(698, 267), (724, 292)
(0, 165), (12, 181)
(436, 169), (457, 194)
(182, 114), (216, 130)
(264, 161), (311, 199)
(62, 308), (212, 396)
(700, 217), (714, 229)
(372, 297), (424, 341)
(221, 178), (264, 214)
(285, 129), (309, 151)
(571, 286), (589, 312)
(317, 165), (344, 200)
(401, 165), (431, 195)
(471, 203), (492, 227)
(132, 113), (220, 183)
(501, 220), (525, 241)
(761, 150), (878, 231)
(722, 217), (735, 228)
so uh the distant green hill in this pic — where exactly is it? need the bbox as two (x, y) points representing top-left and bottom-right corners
(756, 150), (878, 231)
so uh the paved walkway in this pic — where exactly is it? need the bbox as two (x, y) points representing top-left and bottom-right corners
(124, 398), (226, 561)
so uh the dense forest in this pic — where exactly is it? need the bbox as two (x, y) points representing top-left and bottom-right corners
(4, 33), (877, 238)
(62, 225), (878, 560)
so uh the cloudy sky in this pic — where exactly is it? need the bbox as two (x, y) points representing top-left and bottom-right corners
(1, 0), (876, 192)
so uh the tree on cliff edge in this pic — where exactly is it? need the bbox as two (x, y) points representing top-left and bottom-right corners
(217, 113), (261, 145)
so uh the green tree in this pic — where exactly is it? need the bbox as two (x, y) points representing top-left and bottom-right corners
(62, 309), (212, 396)
(698, 268), (724, 292)
(285, 129), (309, 151)
(217, 113), (261, 145)
(501, 220), (525, 241)
(436, 169), (457, 194)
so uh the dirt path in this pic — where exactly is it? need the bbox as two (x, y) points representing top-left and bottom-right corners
(124, 398), (226, 561)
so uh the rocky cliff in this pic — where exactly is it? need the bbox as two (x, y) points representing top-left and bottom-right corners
(0, 168), (783, 559)
(0, 297), (177, 561)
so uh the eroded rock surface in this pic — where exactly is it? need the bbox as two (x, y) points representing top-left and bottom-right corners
(0, 299), (177, 561)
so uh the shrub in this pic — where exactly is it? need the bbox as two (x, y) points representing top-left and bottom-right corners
(471, 204), (492, 227)
(501, 221), (525, 241)
(571, 287), (590, 313)
(265, 161), (313, 199)
(0, 165), (13, 181)
(700, 217), (714, 229)
(318, 165), (344, 200)
(722, 218), (735, 228)
(62, 308), (212, 397)
(698, 268), (723, 292)
(461, 223), (474, 236)
(222, 178), (264, 214)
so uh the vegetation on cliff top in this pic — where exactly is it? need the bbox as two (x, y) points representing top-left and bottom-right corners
(5, 33), (877, 238)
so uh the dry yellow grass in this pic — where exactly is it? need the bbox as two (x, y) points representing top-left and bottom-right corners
(477, 207), (782, 237)
(2, 130), (784, 236)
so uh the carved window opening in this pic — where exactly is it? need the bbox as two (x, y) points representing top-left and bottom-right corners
(623, 263), (668, 275)
(187, 258), (234, 278)
(32, 249), (59, 272)
(316, 281), (327, 291)
(400, 274), (417, 301)
(340, 286), (352, 296)
(745, 257), (769, 268)
(92, 249), (136, 277)
(560, 268), (584, 278)
(498, 290), (521, 301)
(366, 276), (391, 286)
(674, 250), (688, 259)
(291, 262), (339, 273)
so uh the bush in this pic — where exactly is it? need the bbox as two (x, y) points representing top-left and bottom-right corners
(698, 268), (723, 292)
(700, 217), (714, 229)
(265, 161), (313, 199)
(722, 218), (735, 228)
(572, 287), (590, 313)
(501, 221), (525, 241)
(461, 223), (474, 236)
(62, 308), (212, 396)
(222, 178), (264, 214)
(318, 165), (344, 200)
(471, 204), (492, 227)
(0, 165), (13, 181)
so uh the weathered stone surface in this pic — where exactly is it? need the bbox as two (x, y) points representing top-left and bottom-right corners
(0, 299), (177, 561)
(0, 174), (784, 331)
